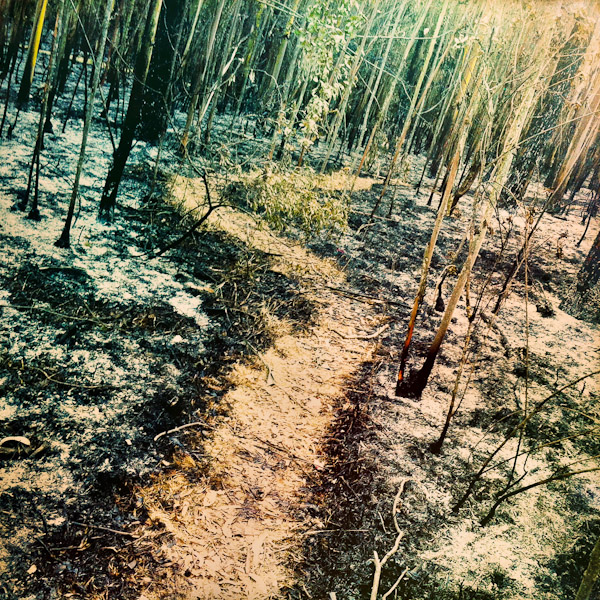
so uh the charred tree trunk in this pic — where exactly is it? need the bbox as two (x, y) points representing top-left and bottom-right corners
(576, 229), (600, 295)
(56, 0), (114, 246)
(98, 0), (163, 221)
(138, 0), (186, 143)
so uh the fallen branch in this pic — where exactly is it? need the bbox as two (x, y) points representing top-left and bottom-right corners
(382, 567), (409, 600)
(454, 369), (600, 512)
(370, 478), (410, 600)
(334, 323), (390, 340)
(146, 170), (226, 259)
(325, 285), (407, 307)
(28, 366), (111, 390)
(154, 420), (212, 441)
(480, 465), (600, 526)
(0, 303), (106, 325)
(70, 521), (139, 538)
(302, 528), (370, 535)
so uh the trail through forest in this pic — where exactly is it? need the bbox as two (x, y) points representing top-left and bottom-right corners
(138, 202), (385, 599)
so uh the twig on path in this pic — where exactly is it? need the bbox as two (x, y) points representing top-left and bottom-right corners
(154, 420), (213, 442)
(324, 286), (406, 307)
(243, 341), (307, 409)
(251, 434), (313, 465)
(70, 521), (139, 538)
(29, 366), (111, 390)
(303, 528), (369, 535)
(0, 303), (106, 325)
(244, 340), (275, 384)
(333, 323), (390, 340)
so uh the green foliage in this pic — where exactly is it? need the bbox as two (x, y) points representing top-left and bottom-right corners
(295, 0), (363, 148)
(227, 166), (348, 239)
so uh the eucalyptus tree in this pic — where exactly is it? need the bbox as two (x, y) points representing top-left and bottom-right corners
(397, 5), (556, 399)
(229, 2), (271, 131)
(98, 0), (163, 221)
(319, 0), (378, 172)
(373, 0), (450, 209)
(264, 0), (302, 97)
(202, 0), (244, 145)
(16, 0), (48, 108)
(18, 0), (66, 221)
(545, 20), (600, 196)
(502, 17), (586, 206)
(293, 0), (363, 165)
(548, 69), (600, 210)
(351, 1), (407, 155)
(0, 1), (33, 136)
(180, 0), (226, 153)
(56, 0), (115, 246)
(396, 21), (486, 395)
(353, 0), (434, 180)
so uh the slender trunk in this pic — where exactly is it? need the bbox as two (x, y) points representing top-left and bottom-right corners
(43, 0), (71, 134)
(375, 0), (449, 207)
(353, 0), (433, 182)
(139, 0), (188, 143)
(576, 228), (600, 294)
(548, 87), (600, 210)
(265, 0), (301, 96)
(397, 198), (494, 398)
(180, 0), (225, 152)
(17, 0), (48, 107)
(203, 0), (242, 144)
(56, 0), (115, 245)
(415, 47), (466, 194)
(99, 0), (163, 221)
(320, 3), (377, 173)
(18, 0), (64, 218)
(268, 34), (302, 159)
(404, 24), (455, 160)
(230, 4), (269, 132)
(396, 147), (461, 389)
(180, 0), (204, 70)
(397, 26), (549, 398)
(354, 2), (407, 154)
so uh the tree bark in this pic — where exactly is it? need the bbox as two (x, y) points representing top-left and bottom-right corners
(17, 0), (48, 107)
(576, 532), (600, 600)
(138, 0), (187, 143)
(98, 0), (163, 221)
(576, 229), (600, 295)
(56, 0), (115, 245)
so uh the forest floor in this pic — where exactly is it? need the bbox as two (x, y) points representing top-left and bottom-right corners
(1, 97), (599, 600)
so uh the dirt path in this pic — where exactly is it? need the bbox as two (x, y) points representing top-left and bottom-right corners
(137, 205), (387, 599)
